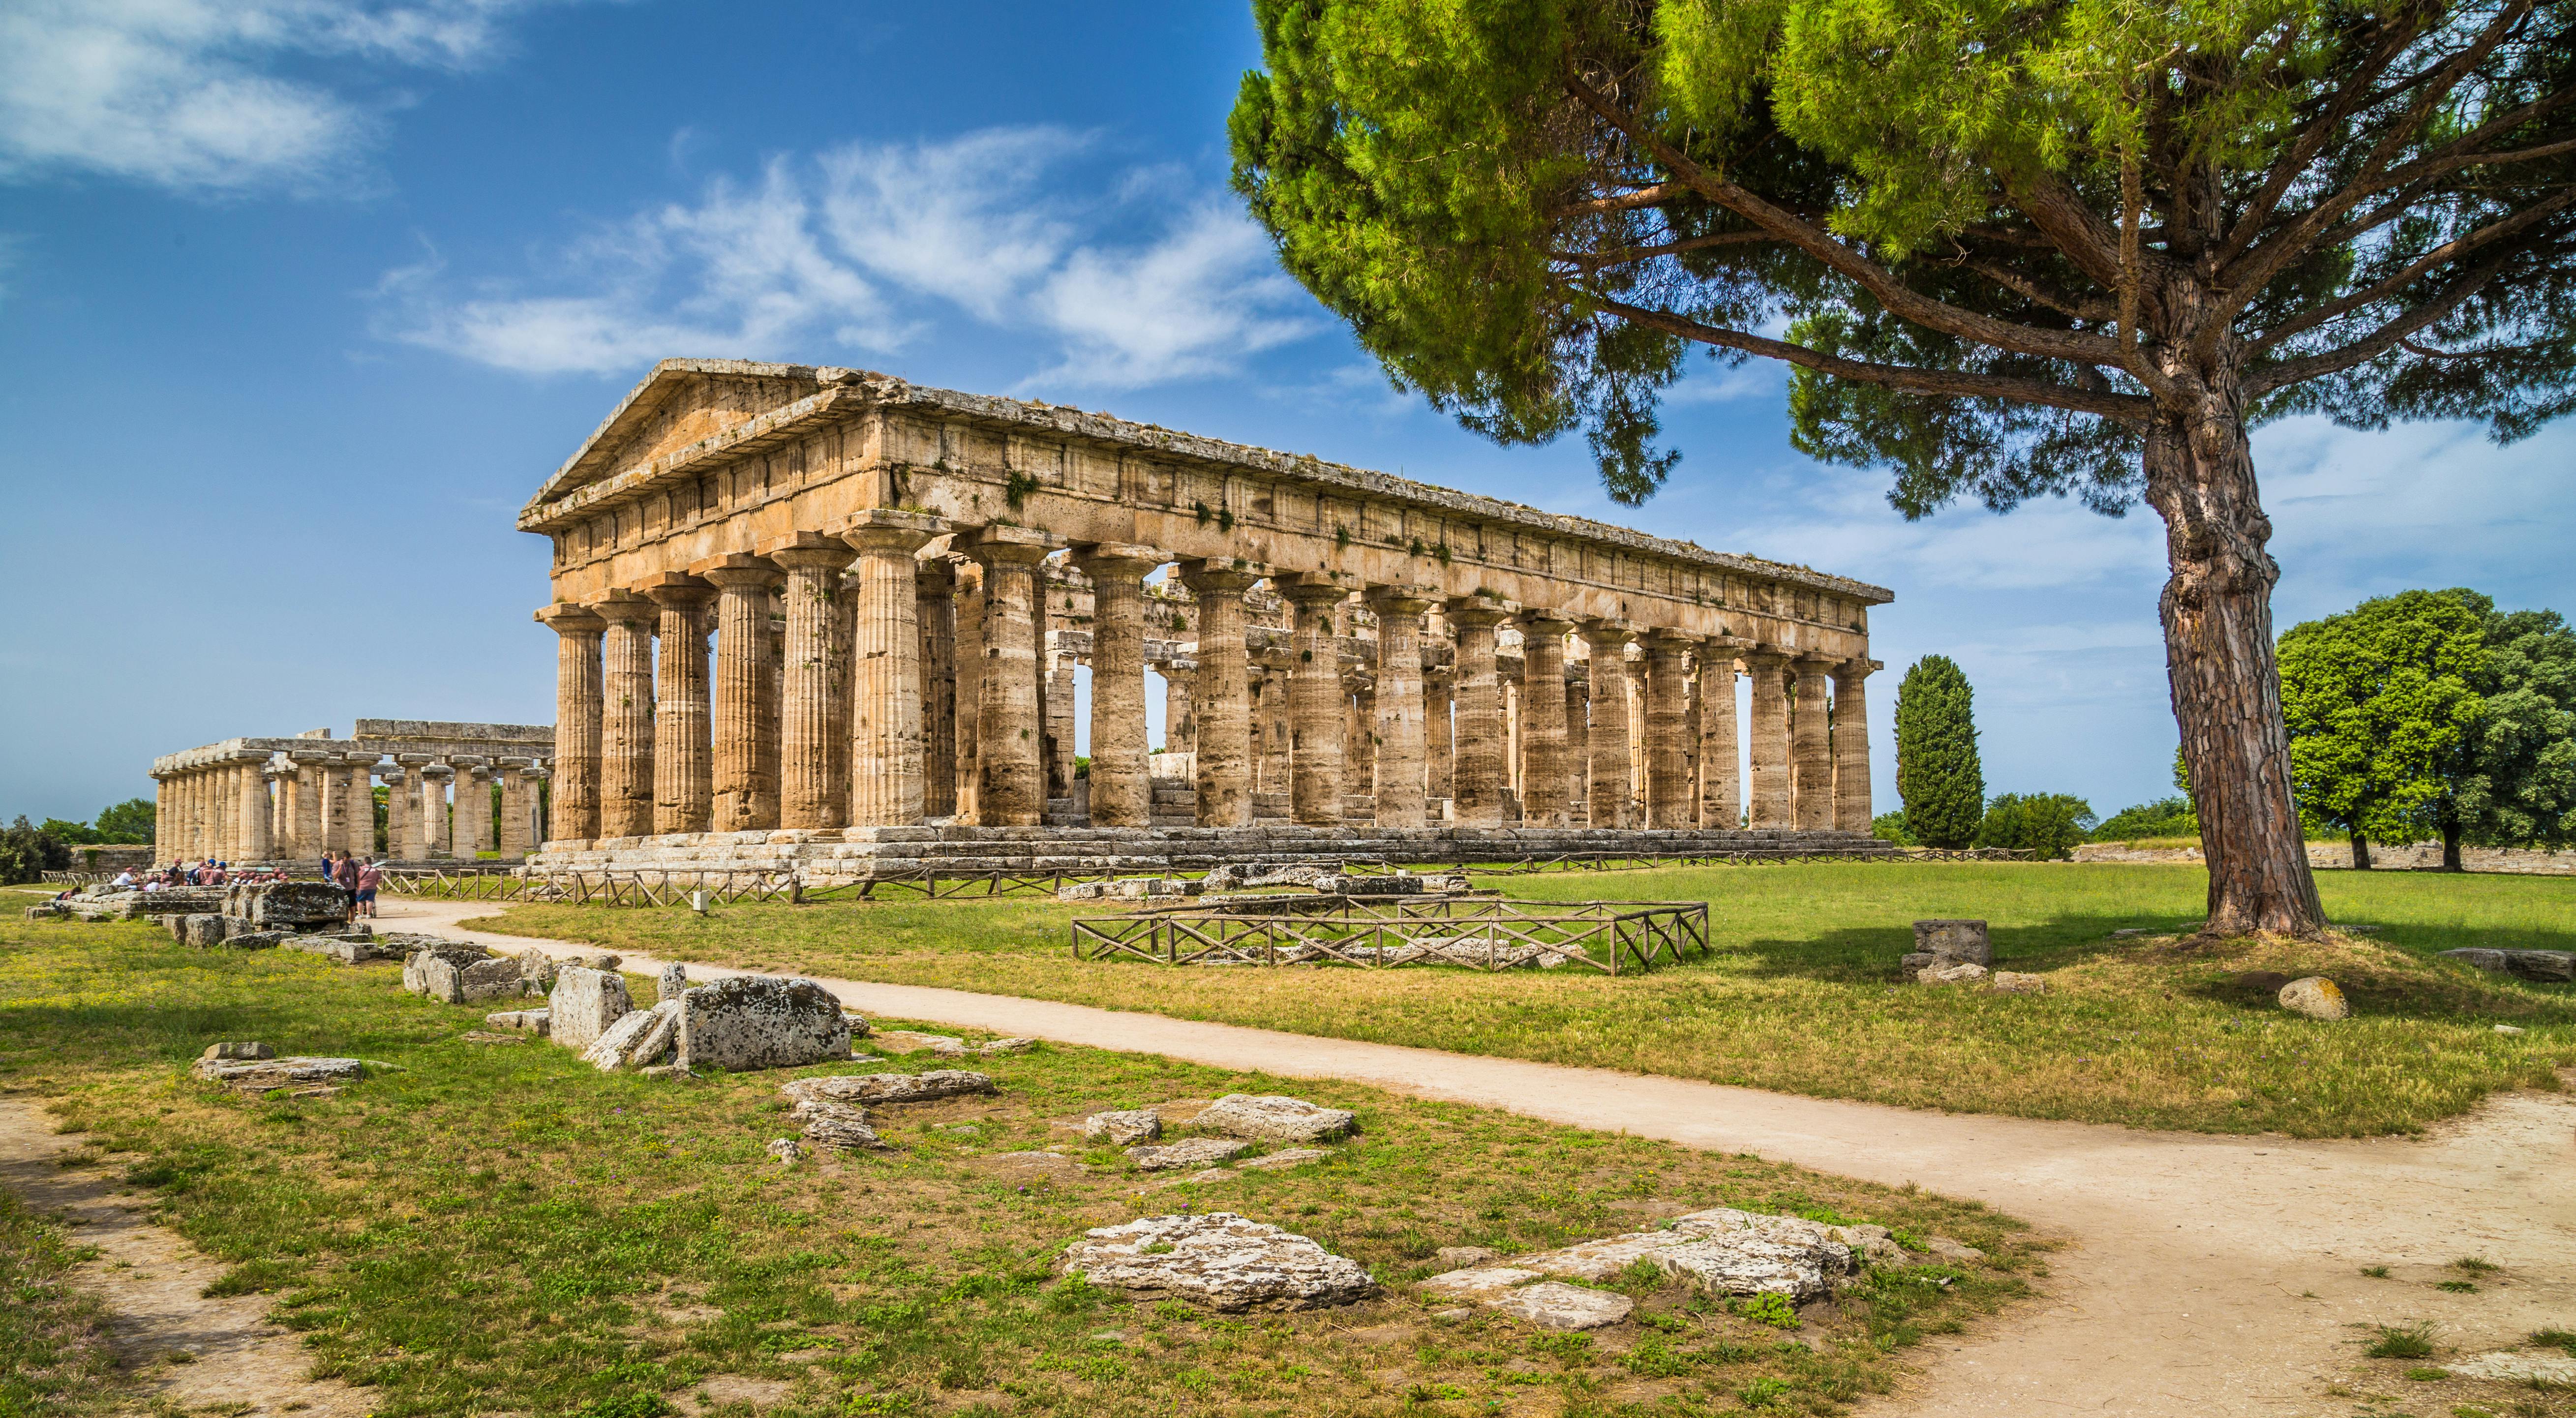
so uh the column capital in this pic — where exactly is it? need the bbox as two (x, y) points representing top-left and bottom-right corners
(915, 556), (958, 590)
(287, 748), (333, 766)
(1178, 557), (1265, 595)
(1793, 649), (1840, 669)
(535, 602), (605, 634)
(394, 753), (435, 767)
(759, 530), (858, 571)
(1515, 608), (1577, 635)
(960, 522), (1062, 565)
(1071, 542), (1167, 577)
(1836, 656), (1883, 679)
(1642, 627), (1698, 652)
(639, 571), (718, 609)
(1445, 595), (1518, 627)
(695, 552), (784, 588)
(1364, 582), (1442, 617)
(1274, 570), (1359, 604)
(1741, 641), (1791, 666)
(420, 761), (455, 781)
(1578, 617), (1639, 648)
(842, 507), (949, 557)
(592, 588), (660, 625)
(1699, 632), (1749, 653)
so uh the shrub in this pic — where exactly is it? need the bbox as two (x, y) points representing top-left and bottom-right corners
(1973, 794), (2098, 861)
(1870, 809), (1914, 846)
(2092, 796), (2199, 843)
(0, 817), (72, 885)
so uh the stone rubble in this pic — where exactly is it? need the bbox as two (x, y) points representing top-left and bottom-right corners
(1237, 1147), (1331, 1172)
(548, 965), (634, 1053)
(676, 977), (852, 1072)
(791, 1098), (887, 1151)
(780, 1070), (998, 1106)
(2444, 1351), (2576, 1384)
(1491, 1281), (1636, 1330)
(2277, 976), (2351, 1021)
(2440, 947), (2576, 982)
(766, 1137), (805, 1167)
(483, 1008), (550, 1037)
(582, 998), (682, 1071)
(1190, 1094), (1357, 1143)
(1084, 1109), (1163, 1146)
(192, 1055), (368, 1095)
(1127, 1137), (1255, 1171)
(1915, 960), (1990, 986)
(1057, 877), (1198, 901)
(1987, 970), (2049, 995)
(1062, 1213), (1376, 1311)
(1420, 1207), (1866, 1313)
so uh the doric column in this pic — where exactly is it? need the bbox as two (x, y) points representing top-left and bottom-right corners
(206, 765), (233, 860)
(260, 762), (294, 861)
(1178, 559), (1260, 828)
(844, 511), (944, 826)
(452, 758), (491, 856)
(534, 603), (605, 842)
(1157, 664), (1196, 754)
(526, 763), (552, 845)
(495, 759), (533, 857)
(1277, 576), (1354, 827)
(1643, 630), (1696, 828)
(1698, 639), (1743, 829)
(421, 762), (454, 856)
(1743, 647), (1794, 829)
(702, 556), (782, 834)
(917, 557), (958, 819)
(1424, 664), (1455, 804)
(762, 534), (855, 831)
(1349, 676), (1377, 807)
(1365, 586), (1436, 827)
(1564, 671), (1589, 818)
(593, 589), (660, 838)
(1833, 658), (1880, 832)
(315, 762), (345, 854)
(1045, 650), (1079, 803)
(1791, 652), (1837, 831)
(1446, 599), (1514, 827)
(380, 760), (411, 862)
(951, 557), (984, 820)
(394, 756), (431, 858)
(964, 525), (1055, 827)
(1580, 622), (1637, 828)
(348, 756), (382, 857)
(288, 753), (325, 859)
(1074, 543), (1163, 829)
(640, 572), (717, 835)
(1515, 612), (1573, 826)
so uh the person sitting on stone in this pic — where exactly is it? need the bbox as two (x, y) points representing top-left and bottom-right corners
(111, 868), (135, 890)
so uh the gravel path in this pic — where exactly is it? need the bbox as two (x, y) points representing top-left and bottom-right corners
(396, 897), (2576, 1415)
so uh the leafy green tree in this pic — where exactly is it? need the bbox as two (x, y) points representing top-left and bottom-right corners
(2094, 795), (2201, 842)
(0, 818), (71, 885)
(89, 798), (155, 845)
(2279, 589), (2487, 868)
(1869, 808), (1913, 846)
(2455, 604), (2576, 853)
(37, 819), (91, 844)
(1232, 0), (2575, 935)
(1891, 655), (1984, 848)
(1975, 793), (2099, 861)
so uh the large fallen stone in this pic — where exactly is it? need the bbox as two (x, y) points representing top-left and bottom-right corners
(408, 948), (524, 1005)
(780, 1070), (996, 1106)
(1085, 1109), (1162, 1146)
(2278, 976), (2350, 1020)
(192, 1056), (367, 1093)
(1190, 1094), (1356, 1143)
(676, 976), (850, 1072)
(223, 881), (351, 932)
(405, 941), (490, 991)
(1062, 1213), (1375, 1311)
(1491, 1281), (1635, 1330)
(583, 999), (681, 1071)
(2441, 947), (2575, 982)
(1422, 1207), (1860, 1308)
(181, 914), (229, 948)
(1916, 961), (1990, 986)
(1127, 1137), (1253, 1171)
(201, 1042), (273, 1061)
(1912, 919), (1993, 966)
(515, 948), (561, 993)
(549, 966), (634, 1053)
(657, 962), (688, 1002)
(484, 1008), (550, 1037)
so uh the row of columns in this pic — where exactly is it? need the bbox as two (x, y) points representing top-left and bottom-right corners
(540, 511), (1877, 840)
(153, 751), (550, 863)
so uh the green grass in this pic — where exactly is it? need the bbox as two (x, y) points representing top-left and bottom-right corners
(0, 1188), (118, 1418)
(1, 916), (2037, 1418)
(463, 862), (2575, 1139)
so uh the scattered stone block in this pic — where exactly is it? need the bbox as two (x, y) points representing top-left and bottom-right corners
(182, 914), (229, 948)
(1190, 1094), (1356, 1143)
(657, 962), (688, 1002)
(485, 1008), (550, 1037)
(977, 1036), (1034, 1055)
(1988, 971), (2048, 995)
(677, 977), (851, 1072)
(873, 1029), (968, 1055)
(1899, 952), (1936, 972)
(792, 1099), (887, 1151)
(2445, 1352), (2576, 1384)
(1491, 1281), (1634, 1330)
(2441, 947), (2575, 982)
(1062, 1213), (1375, 1311)
(408, 948), (524, 1006)
(1420, 1267), (1544, 1298)
(404, 941), (489, 991)
(2278, 976), (2350, 1020)
(639, 1063), (699, 1081)
(2495, 1024), (2526, 1035)
(1432, 1246), (1499, 1271)
(584, 999), (682, 1071)
(781, 1070), (997, 1106)
(192, 1056), (367, 1094)
(1924, 1236), (1986, 1263)
(223, 881), (351, 932)
(1127, 1137), (1254, 1171)
(1238, 1147), (1331, 1172)
(201, 1042), (274, 1061)
(1911, 919), (1992, 966)
(222, 931), (290, 951)
(1916, 961), (1990, 986)
(549, 966), (634, 1053)
(766, 1137), (805, 1167)
(1430, 1207), (1860, 1307)
(24, 904), (62, 920)
(460, 1031), (523, 1045)
(1824, 1224), (1908, 1267)
(515, 949), (560, 993)
(1085, 1109), (1162, 1146)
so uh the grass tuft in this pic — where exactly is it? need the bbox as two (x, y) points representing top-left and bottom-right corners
(2369, 1321), (2439, 1359)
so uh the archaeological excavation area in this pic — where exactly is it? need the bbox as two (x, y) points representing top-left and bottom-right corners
(522, 361), (1896, 879)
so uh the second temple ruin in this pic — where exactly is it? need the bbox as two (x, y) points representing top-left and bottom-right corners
(521, 360), (1894, 875)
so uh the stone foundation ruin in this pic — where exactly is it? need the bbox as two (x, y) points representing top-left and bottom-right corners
(149, 719), (555, 866)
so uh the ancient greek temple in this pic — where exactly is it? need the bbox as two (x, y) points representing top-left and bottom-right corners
(525, 360), (1890, 873)
(151, 721), (554, 864)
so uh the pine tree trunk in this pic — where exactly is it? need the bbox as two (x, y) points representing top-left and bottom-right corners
(2440, 821), (2464, 872)
(2349, 832), (2372, 870)
(2142, 400), (2327, 937)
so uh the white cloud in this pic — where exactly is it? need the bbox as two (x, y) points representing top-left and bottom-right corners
(384, 127), (1321, 389)
(0, 0), (580, 193)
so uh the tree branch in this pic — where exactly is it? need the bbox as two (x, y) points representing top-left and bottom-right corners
(2216, 10), (2432, 268)
(1554, 231), (1772, 268)
(1547, 183), (1691, 220)
(1586, 295), (2153, 424)
(1940, 251), (2116, 321)
(2250, 188), (2576, 352)
(2245, 248), (2521, 394)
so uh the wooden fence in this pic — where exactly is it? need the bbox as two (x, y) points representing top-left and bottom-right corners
(1071, 896), (1709, 975)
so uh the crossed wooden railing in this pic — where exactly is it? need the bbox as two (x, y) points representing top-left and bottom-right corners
(1071, 895), (1710, 975)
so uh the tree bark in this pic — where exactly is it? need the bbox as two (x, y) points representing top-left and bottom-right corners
(2440, 820), (2465, 872)
(2348, 831), (2373, 870)
(2143, 391), (2328, 937)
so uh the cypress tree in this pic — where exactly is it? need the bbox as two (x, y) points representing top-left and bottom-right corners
(1895, 656), (1984, 849)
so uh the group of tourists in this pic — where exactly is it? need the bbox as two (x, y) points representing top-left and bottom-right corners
(319, 849), (384, 919)
(95, 854), (383, 922)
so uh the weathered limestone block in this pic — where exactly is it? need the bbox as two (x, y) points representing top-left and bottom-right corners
(676, 976), (851, 1072)
(1911, 919), (1992, 966)
(658, 962), (688, 1002)
(224, 881), (350, 932)
(485, 1008), (550, 1036)
(202, 1042), (274, 1061)
(549, 965), (634, 1053)
(2441, 946), (2575, 981)
(1237, 1148), (1331, 1173)
(516, 948), (561, 993)
(2278, 976), (2350, 1020)
(1916, 961), (1990, 986)
(1062, 1213), (1375, 1311)
(182, 914), (229, 947)
(1988, 971), (2049, 995)
(1425, 1207), (1859, 1309)
(583, 998), (681, 1071)
(1491, 1281), (1636, 1330)
(1085, 1109), (1162, 1145)
(435, 956), (526, 1005)
(404, 941), (490, 994)
(1127, 1137), (1254, 1171)
(192, 1056), (366, 1093)
(792, 1098), (886, 1151)
(783, 1070), (995, 1107)
(1190, 1094), (1356, 1143)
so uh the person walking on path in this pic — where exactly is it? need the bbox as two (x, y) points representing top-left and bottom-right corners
(354, 859), (382, 919)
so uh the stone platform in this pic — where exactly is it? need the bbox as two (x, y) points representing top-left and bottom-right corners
(529, 824), (1898, 879)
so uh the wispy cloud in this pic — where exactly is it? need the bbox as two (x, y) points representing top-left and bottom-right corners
(0, 0), (590, 194)
(381, 127), (1320, 391)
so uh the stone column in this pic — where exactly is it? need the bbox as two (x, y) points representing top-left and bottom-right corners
(1044, 649), (1079, 804)
(1246, 659), (1284, 797)
(289, 754), (325, 859)
(1074, 543), (1162, 829)
(393, 756), (431, 858)
(262, 763), (295, 861)
(527, 764), (553, 845)
(951, 557), (984, 820)
(593, 590), (659, 838)
(964, 525), (1055, 827)
(534, 603), (605, 842)
(702, 556), (782, 834)
(1178, 560), (1260, 828)
(762, 534), (855, 831)
(1833, 658), (1879, 833)
(1424, 664), (1455, 804)
(380, 761), (411, 863)
(1581, 623), (1637, 828)
(1364, 587), (1434, 827)
(640, 572), (716, 836)
(844, 511), (944, 827)
(1564, 671), (1590, 819)
(421, 763), (454, 856)
(1447, 600), (1514, 827)
(1643, 630), (1696, 828)
(495, 759), (533, 857)
(314, 763), (344, 854)
(1515, 612), (1573, 826)
(1349, 677), (1377, 808)
(763, 590), (786, 824)
(1698, 640), (1743, 829)
(917, 557), (958, 819)
(1792, 651), (1838, 831)
(352, 756), (385, 856)
(1744, 647), (1794, 829)
(1277, 577), (1354, 827)
(452, 758), (490, 857)
(1158, 665), (1195, 754)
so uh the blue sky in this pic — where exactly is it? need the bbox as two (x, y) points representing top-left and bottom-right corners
(2, 0), (2569, 827)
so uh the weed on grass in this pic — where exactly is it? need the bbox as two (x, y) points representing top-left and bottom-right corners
(0, 917), (2040, 1417)
(2371, 1322), (2440, 1359)
(468, 862), (2576, 1137)
(0, 1186), (121, 1416)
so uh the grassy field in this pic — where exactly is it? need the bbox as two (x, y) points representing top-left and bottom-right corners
(0, 1186), (116, 1418)
(463, 863), (2576, 1139)
(0, 916), (2035, 1418)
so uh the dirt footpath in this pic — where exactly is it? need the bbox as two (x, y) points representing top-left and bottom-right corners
(0, 1096), (374, 1418)
(404, 897), (2576, 1415)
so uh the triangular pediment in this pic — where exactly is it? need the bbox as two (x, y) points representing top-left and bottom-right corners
(530, 359), (851, 509)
